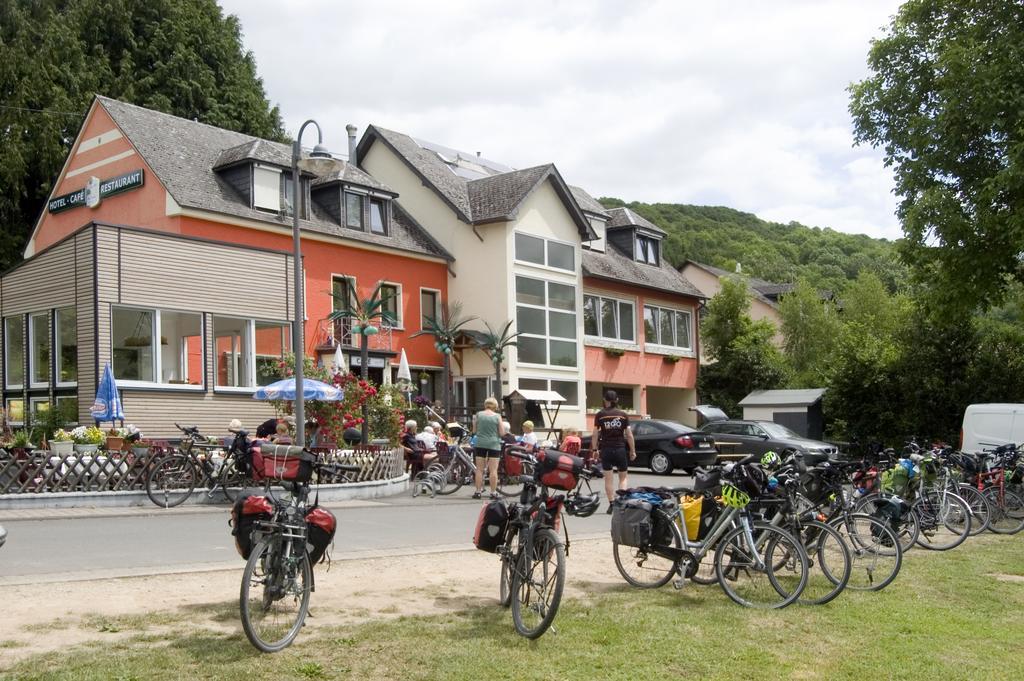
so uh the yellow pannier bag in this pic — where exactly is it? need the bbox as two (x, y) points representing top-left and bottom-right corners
(681, 495), (703, 541)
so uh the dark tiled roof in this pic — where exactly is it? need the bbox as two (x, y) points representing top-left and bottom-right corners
(312, 162), (393, 193)
(683, 261), (780, 307)
(362, 126), (593, 238)
(367, 126), (473, 220)
(569, 186), (609, 217)
(583, 247), (704, 299)
(467, 164), (553, 223)
(605, 207), (666, 236)
(96, 97), (448, 260)
(214, 138), (291, 169)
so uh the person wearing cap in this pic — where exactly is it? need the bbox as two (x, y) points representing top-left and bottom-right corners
(591, 389), (636, 514)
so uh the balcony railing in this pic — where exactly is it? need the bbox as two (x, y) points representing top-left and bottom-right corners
(313, 318), (394, 353)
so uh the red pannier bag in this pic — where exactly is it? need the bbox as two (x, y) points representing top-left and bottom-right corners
(535, 449), (584, 491)
(503, 450), (524, 477)
(305, 507), (337, 566)
(473, 500), (509, 553)
(255, 444), (316, 483)
(230, 494), (273, 559)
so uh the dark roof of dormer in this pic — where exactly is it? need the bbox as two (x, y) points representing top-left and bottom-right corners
(95, 96), (448, 261)
(312, 162), (395, 195)
(569, 186), (609, 218)
(605, 207), (666, 236)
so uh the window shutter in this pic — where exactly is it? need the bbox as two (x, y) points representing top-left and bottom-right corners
(253, 166), (282, 211)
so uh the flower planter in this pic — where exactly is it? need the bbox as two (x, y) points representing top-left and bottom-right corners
(132, 446), (151, 458)
(105, 436), (125, 452)
(74, 444), (99, 455)
(603, 347), (625, 358)
(50, 440), (74, 456)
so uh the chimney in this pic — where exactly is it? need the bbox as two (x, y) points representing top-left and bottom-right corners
(346, 124), (358, 164)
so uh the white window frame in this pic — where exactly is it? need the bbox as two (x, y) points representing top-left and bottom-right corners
(419, 287), (442, 331)
(642, 304), (694, 354)
(213, 317), (291, 393)
(28, 311), (49, 389)
(635, 233), (659, 265)
(253, 164), (283, 213)
(379, 281), (403, 330)
(515, 274), (578, 369)
(583, 293), (636, 345)
(55, 307), (77, 387)
(4, 316), (24, 390)
(111, 305), (205, 391)
(5, 398), (25, 426)
(513, 232), (576, 273)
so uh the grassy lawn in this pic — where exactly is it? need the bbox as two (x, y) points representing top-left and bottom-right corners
(4, 535), (1024, 681)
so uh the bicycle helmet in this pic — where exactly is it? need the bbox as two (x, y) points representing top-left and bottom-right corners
(720, 482), (750, 508)
(761, 450), (782, 469)
(565, 492), (601, 517)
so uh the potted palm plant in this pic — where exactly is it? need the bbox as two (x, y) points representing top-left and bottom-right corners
(412, 302), (477, 422)
(473, 319), (521, 408)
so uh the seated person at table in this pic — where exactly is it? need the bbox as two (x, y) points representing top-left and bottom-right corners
(500, 421), (518, 446)
(401, 420), (436, 474)
(416, 425), (439, 451)
(559, 426), (582, 455)
(520, 420), (539, 448)
(270, 421), (292, 444)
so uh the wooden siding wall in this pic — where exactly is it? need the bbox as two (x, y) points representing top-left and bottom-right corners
(76, 230), (96, 423)
(119, 391), (277, 439)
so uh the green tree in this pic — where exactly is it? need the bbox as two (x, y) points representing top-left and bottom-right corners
(698, 276), (786, 416)
(328, 281), (397, 443)
(849, 0), (1024, 312)
(0, 0), (285, 270)
(778, 279), (839, 387)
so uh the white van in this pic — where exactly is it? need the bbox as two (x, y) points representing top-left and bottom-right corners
(960, 403), (1024, 454)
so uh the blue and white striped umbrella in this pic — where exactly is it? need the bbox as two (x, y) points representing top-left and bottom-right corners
(253, 377), (344, 402)
(89, 363), (125, 422)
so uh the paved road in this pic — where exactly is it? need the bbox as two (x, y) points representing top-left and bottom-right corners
(0, 471), (682, 584)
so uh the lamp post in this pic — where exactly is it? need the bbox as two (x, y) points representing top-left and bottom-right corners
(291, 120), (342, 446)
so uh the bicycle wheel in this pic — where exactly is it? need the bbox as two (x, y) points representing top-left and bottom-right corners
(496, 459), (524, 498)
(828, 513), (902, 592)
(218, 456), (251, 503)
(854, 493), (920, 552)
(796, 519), (852, 606)
(145, 454), (198, 508)
(240, 535), (312, 653)
(714, 522), (808, 609)
(433, 460), (468, 496)
(984, 487), (1024, 534)
(612, 509), (681, 589)
(956, 484), (992, 535)
(913, 491), (970, 551)
(511, 528), (565, 639)
(499, 528), (520, 607)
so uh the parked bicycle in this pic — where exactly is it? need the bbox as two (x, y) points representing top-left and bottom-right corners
(145, 423), (257, 507)
(0, 523), (6, 548)
(238, 446), (360, 652)
(612, 457), (810, 609)
(475, 445), (601, 638)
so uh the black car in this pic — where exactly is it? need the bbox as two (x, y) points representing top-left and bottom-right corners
(626, 419), (717, 474)
(698, 419), (838, 463)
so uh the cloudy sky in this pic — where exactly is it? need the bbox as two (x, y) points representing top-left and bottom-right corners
(219, 0), (904, 240)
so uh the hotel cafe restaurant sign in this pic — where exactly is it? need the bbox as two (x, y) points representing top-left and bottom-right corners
(47, 169), (144, 214)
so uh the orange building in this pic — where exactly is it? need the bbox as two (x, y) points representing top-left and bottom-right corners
(1, 97), (450, 436)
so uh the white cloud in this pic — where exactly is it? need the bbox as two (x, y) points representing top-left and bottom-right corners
(220, 0), (904, 239)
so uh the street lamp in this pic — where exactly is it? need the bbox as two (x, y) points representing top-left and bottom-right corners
(292, 120), (342, 446)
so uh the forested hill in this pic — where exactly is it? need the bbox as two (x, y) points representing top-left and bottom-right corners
(599, 199), (905, 293)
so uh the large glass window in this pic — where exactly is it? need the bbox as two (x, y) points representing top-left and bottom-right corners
(643, 304), (693, 351)
(420, 289), (440, 330)
(29, 312), (49, 386)
(513, 232), (574, 271)
(583, 294), (635, 342)
(515, 275), (577, 367)
(345, 192), (364, 229)
(214, 317), (290, 388)
(4, 316), (24, 388)
(112, 307), (203, 385)
(56, 307), (77, 385)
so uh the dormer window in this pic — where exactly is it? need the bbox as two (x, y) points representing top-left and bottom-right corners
(345, 192), (364, 229)
(253, 165), (282, 212)
(369, 198), (387, 234)
(635, 234), (659, 265)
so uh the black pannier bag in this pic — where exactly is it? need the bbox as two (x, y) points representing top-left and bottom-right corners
(305, 507), (337, 566)
(231, 494), (273, 559)
(650, 498), (677, 545)
(610, 498), (653, 547)
(473, 500), (509, 553)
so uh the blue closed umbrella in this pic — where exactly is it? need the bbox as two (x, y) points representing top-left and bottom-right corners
(253, 377), (344, 402)
(90, 363), (125, 423)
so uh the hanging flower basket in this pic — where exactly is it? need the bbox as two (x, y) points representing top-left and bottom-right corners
(604, 347), (625, 358)
(663, 354), (682, 364)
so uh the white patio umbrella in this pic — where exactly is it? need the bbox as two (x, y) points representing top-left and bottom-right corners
(333, 344), (347, 375)
(397, 348), (412, 383)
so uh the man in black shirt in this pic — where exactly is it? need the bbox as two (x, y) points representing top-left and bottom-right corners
(591, 389), (636, 513)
